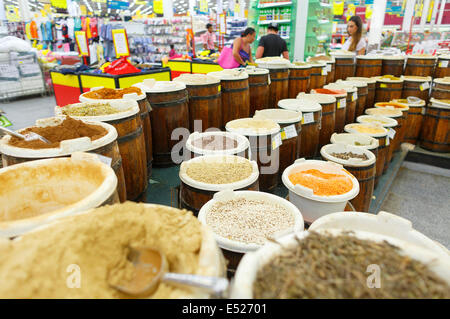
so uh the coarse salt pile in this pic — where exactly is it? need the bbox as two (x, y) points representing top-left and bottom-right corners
(186, 160), (253, 184)
(205, 198), (295, 245)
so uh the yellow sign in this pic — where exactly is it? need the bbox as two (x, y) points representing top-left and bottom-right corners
(234, 3), (240, 16)
(50, 0), (67, 9)
(40, 9), (47, 17)
(199, 0), (208, 13)
(112, 29), (130, 57)
(5, 5), (20, 22)
(80, 5), (87, 15)
(154, 0), (163, 14)
(75, 31), (89, 57)
(366, 5), (373, 19)
(135, 0), (147, 4)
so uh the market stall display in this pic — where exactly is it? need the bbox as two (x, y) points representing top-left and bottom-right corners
(288, 62), (312, 98)
(420, 99), (450, 153)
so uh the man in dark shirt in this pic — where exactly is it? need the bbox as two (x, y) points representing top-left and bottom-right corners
(255, 23), (289, 59)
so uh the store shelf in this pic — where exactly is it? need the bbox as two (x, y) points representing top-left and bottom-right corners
(258, 19), (291, 25)
(257, 1), (292, 8)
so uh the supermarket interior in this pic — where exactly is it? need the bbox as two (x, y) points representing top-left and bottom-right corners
(0, 0), (450, 300)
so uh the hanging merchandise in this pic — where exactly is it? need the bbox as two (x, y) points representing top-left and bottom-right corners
(51, 0), (68, 9)
(103, 57), (140, 75)
(153, 0), (164, 15)
(333, 0), (345, 16)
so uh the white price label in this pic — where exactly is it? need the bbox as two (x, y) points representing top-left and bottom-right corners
(326, 64), (332, 72)
(268, 75), (271, 85)
(322, 68), (327, 76)
(420, 82), (430, 91)
(281, 124), (298, 140)
(96, 154), (112, 166)
(338, 98), (346, 108)
(302, 112), (315, 124)
(352, 92), (358, 101)
(386, 136), (390, 146)
(388, 128), (396, 139)
(272, 133), (282, 150)
(439, 61), (449, 67)
(421, 107), (426, 115)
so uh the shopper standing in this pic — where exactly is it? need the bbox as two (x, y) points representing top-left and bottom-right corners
(201, 23), (217, 54)
(232, 28), (256, 67)
(255, 23), (289, 60)
(341, 15), (366, 55)
(169, 44), (176, 58)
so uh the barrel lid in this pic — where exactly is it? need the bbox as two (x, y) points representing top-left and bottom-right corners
(225, 118), (280, 136)
(56, 99), (140, 122)
(320, 143), (376, 167)
(407, 54), (437, 60)
(243, 66), (270, 75)
(392, 97), (425, 107)
(310, 89), (346, 98)
(401, 75), (432, 82)
(307, 55), (335, 63)
(337, 79), (367, 88)
(0, 117), (118, 158)
(289, 62), (312, 69)
(324, 83), (357, 93)
(254, 109), (302, 124)
(433, 77), (450, 85)
(356, 54), (382, 60)
(141, 80), (186, 93)
(297, 92), (336, 104)
(438, 54), (450, 60)
(280, 97), (323, 112)
(366, 107), (402, 118)
(373, 75), (404, 83)
(173, 73), (220, 85)
(376, 101), (409, 112)
(346, 76), (377, 84)
(330, 132), (379, 150)
(255, 57), (291, 69)
(209, 69), (249, 80)
(185, 131), (250, 156)
(308, 61), (327, 67)
(382, 55), (405, 60)
(357, 115), (398, 128)
(429, 98), (450, 109)
(344, 123), (388, 137)
(79, 86), (146, 102)
(330, 50), (356, 58)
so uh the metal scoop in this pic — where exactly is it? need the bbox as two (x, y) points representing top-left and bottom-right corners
(109, 246), (229, 298)
(0, 126), (51, 144)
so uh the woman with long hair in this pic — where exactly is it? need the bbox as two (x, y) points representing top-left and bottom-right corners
(232, 27), (256, 66)
(342, 16), (366, 55)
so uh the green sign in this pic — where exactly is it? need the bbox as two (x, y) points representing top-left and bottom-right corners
(0, 115), (12, 128)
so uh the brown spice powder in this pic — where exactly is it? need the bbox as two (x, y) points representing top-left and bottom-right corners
(83, 87), (142, 99)
(8, 117), (108, 149)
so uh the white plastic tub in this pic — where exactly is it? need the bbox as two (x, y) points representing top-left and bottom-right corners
(185, 131), (250, 159)
(320, 143), (376, 168)
(357, 115), (398, 128)
(330, 132), (379, 151)
(281, 159), (359, 224)
(198, 190), (304, 254)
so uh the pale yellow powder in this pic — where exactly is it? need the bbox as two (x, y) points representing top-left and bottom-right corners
(0, 202), (203, 299)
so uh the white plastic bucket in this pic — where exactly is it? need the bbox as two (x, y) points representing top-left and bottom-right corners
(185, 131), (250, 159)
(281, 159), (359, 224)
(320, 143), (376, 168)
(357, 115), (398, 128)
(330, 133), (379, 151)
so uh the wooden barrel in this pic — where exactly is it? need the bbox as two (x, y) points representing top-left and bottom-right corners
(145, 81), (190, 166)
(253, 109), (302, 177)
(401, 76), (432, 103)
(179, 155), (259, 214)
(307, 56), (335, 85)
(347, 76), (376, 110)
(355, 55), (382, 78)
(392, 98), (426, 145)
(374, 102), (410, 151)
(226, 118), (281, 192)
(333, 55), (356, 81)
(288, 65), (311, 98)
(268, 68), (289, 108)
(320, 144), (376, 212)
(309, 63), (327, 90)
(327, 83), (358, 125)
(325, 61), (336, 84)
(431, 78), (450, 100)
(374, 77), (403, 103)
(246, 68), (270, 115)
(404, 55), (436, 77)
(381, 56), (405, 77)
(305, 92), (336, 149)
(0, 119), (127, 203)
(343, 80), (368, 118)
(136, 96), (153, 176)
(344, 123), (388, 187)
(367, 106), (405, 154)
(434, 55), (450, 78)
(420, 101), (450, 153)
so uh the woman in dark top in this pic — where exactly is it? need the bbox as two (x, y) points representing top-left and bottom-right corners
(232, 28), (256, 67)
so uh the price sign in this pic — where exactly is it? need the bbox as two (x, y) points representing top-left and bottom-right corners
(338, 98), (346, 109)
(326, 64), (332, 72)
(352, 92), (358, 101)
(112, 29), (130, 57)
(388, 128), (396, 139)
(321, 68), (327, 76)
(439, 60), (449, 68)
(0, 115), (12, 127)
(302, 112), (315, 124)
(75, 31), (89, 57)
(272, 133), (282, 150)
(420, 82), (430, 91)
(386, 136), (390, 146)
(380, 83), (387, 88)
(280, 124), (298, 140)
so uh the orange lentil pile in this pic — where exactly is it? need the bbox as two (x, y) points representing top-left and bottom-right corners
(288, 169), (353, 196)
(83, 87), (142, 99)
(375, 102), (407, 109)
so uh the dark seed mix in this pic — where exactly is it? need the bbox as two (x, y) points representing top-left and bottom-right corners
(253, 231), (450, 299)
(331, 152), (369, 161)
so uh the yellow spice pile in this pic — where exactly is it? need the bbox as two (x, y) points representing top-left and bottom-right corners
(0, 202), (203, 299)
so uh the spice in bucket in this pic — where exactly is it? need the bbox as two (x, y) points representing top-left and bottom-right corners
(331, 152), (369, 161)
(375, 102), (408, 109)
(7, 117), (108, 149)
(186, 160), (253, 184)
(348, 124), (385, 134)
(191, 136), (238, 151)
(253, 231), (450, 299)
(62, 103), (130, 117)
(83, 87), (142, 99)
(205, 198), (295, 245)
(288, 169), (353, 196)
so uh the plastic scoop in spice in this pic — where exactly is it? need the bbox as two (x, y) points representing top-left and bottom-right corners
(109, 246), (229, 298)
(0, 126), (50, 144)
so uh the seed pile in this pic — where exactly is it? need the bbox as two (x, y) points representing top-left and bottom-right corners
(83, 87), (142, 99)
(205, 198), (295, 245)
(191, 136), (238, 151)
(331, 152), (369, 161)
(62, 103), (128, 116)
(227, 118), (278, 131)
(289, 169), (353, 196)
(253, 231), (450, 299)
(349, 124), (385, 134)
(186, 160), (253, 184)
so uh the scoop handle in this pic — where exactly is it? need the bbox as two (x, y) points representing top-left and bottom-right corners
(162, 273), (229, 298)
(0, 126), (25, 139)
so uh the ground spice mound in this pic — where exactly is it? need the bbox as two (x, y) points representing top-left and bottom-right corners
(253, 231), (450, 299)
(191, 136), (238, 150)
(349, 124), (385, 134)
(331, 152), (369, 161)
(186, 160), (253, 184)
(84, 87), (142, 99)
(289, 169), (353, 196)
(7, 117), (108, 149)
(0, 202), (203, 299)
